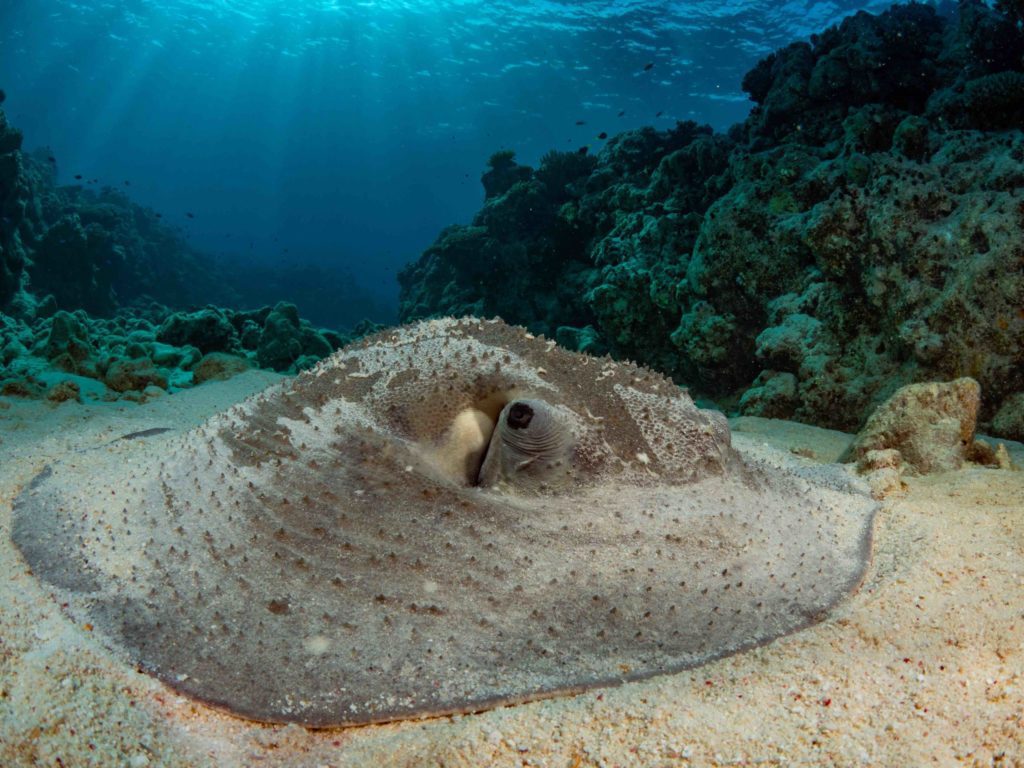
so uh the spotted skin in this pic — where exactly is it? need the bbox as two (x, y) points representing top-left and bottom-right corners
(12, 317), (876, 726)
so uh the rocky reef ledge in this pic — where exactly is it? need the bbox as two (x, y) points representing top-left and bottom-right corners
(0, 301), (378, 404)
(0, 91), (379, 403)
(398, 0), (1024, 440)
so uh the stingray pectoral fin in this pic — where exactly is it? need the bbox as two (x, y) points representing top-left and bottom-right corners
(12, 464), (104, 593)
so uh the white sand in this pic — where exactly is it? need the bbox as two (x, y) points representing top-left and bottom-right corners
(1, 376), (1021, 767)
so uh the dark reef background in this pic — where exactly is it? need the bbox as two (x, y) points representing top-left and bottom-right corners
(400, 0), (1024, 438)
(1, 0), (1023, 440)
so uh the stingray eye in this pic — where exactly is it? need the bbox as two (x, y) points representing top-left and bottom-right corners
(506, 402), (534, 429)
(478, 398), (575, 492)
(499, 400), (564, 457)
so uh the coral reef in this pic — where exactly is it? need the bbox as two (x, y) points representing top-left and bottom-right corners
(0, 149), (225, 316)
(0, 301), (348, 403)
(0, 98), (381, 402)
(398, 0), (1024, 437)
(0, 108), (28, 310)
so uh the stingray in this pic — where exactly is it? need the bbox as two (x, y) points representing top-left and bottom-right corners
(12, 317), (877, 727)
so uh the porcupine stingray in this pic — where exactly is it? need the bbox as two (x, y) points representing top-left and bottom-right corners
(12, 317), (877, 726)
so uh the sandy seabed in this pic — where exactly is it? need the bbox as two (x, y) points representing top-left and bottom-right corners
(0, 372), (1021, 768)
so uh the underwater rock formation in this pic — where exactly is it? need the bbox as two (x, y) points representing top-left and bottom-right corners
(0, 108), (28, 311)
(844, 377), (982, 475)
(993, 392), (1024, 441)
(191, 351), (252, 385)
(256, 301), (334, 371)
(0, 302), (349, 403)
(399, 0), (1024, 437)
(0, 97), (382, 401)
(0, 147), (224, 317)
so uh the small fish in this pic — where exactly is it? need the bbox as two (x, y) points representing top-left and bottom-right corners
(656, 110), (664, 117)
(577, 145), (589, 156)
(74, 174), (82, 180)
(0, 89), (5, 104)
(186, 212), (195, 219)
(123, 180), (131, 186)
(597, 132), (608, 140)
(155, 213), (162, 219)
(643, 62), (654, 71)
(617, 110), (625, 117)
(575, 120), (586, 126)
(47, 156), (56, 164)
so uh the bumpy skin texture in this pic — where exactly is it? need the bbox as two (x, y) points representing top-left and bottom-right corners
(13, 318), (876, 727)
(398, 1), (1024, 435)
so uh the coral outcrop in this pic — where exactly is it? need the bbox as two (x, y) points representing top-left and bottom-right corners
(0, 302), (349, 403)
(844, 377), (981, 475)
(0, 151), (224, 316)
(398, 0), (1024, 437)
(0, 94), (383, 402)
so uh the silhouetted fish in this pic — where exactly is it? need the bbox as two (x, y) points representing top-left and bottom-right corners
(656, 110), (664, 117)
(155, 213), (163, 219)
(186, 212), (195, 219)
(577, 145), (589, 156)
(617, 110), (625, 117)
(575, 120), (586, 126)
(0, 89), (5, 104)
(74, 174), (82, 180)
(643, 62), (654, 71)
(124, 180), (131, 186)
(47, 156), (56, 163)
(597, 132), (608, 140)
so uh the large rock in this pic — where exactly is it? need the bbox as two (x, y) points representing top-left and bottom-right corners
(992, 393), (1024, 441)
(157, 308), (239, 354)
(843, 378), (980, 474)
(256, 302), (333, 372)
(192, 352), (252, 385)
(40, 311), (94, 363)
(104, 357), (168, 393)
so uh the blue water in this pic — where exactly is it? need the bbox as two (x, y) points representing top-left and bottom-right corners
(1, 0), (905, 318)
